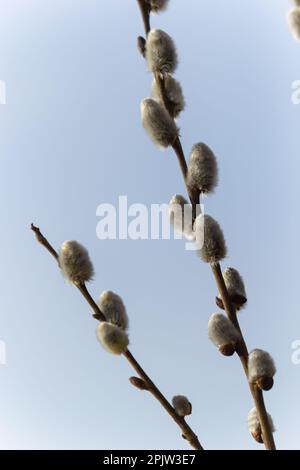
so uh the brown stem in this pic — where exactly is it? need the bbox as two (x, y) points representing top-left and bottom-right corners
(30, 224), (203, 450)
(136, 0), (151, 36)
(135, 1), (276, 451)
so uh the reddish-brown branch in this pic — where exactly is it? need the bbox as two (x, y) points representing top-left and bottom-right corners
(30, 224), (203, 450)
(135, 1), (276, 451)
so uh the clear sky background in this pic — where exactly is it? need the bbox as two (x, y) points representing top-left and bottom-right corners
(0, 0), (299, 450)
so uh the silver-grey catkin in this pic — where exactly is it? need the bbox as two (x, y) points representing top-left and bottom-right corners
(247, 407), (275, 444)
(147, 0), (170, 13)
(59, 240), (94, 284)
(194, 214), (227, 264)
(187, 143), (218, 194)
(96, 322), (129, 355)
(172, 395), (192, 417)
(146, 29), (178, 75)
(98, 290), (129, 330)
(208, 313), (241, 348)
(141, 98), (179, 148)
(152, 76), (185, 118)
(169, 194), (195, 240)
(287, 7), (300, 41)
(248, 349), (276, 384)
(216, 267), (247, 310)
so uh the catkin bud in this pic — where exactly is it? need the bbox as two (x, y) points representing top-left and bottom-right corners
(98, 291), (128, 330)
(248, 349), (276, 391)
(96, 322), (129, 355)
(169, 194), (195, 240)
(216, 267), (247, 311)
(59, 240), (94, 284)
(172, 395), (192, 417)
(194, 214), (227, 264)
(287, 8), (300, 42)
(141, 98), (179, 148)
(152, 76), (185, 118)
(146, 29), (178, 75)
(208, 313), (241, 356)
(137, 36), (146, 57)
(247, 408), (275, 444)
(129, 376), (149, 391)
(187, 143), (218, 194)
(147, 0), (170, 13)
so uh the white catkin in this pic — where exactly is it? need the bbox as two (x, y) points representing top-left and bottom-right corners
(96, 322), (129, 355)
(59, 240), (94, 284)
(287, 7), (300, 42)
(98, 291), (129, 330)
(169, 194), (195, 240)
(194, 214), (227, 263)
(248, 349), (276, 383)
(141, 98), (179, 148)
(216, 267), (247, 310)
(187, 143), (218, 194)
(146, 29), (178, 74)
(152, 76), (185, 118)
(247, 407), (275, 435)
(208, 313), (241, 347)
(172, 395), (192, 417)
(147, 0), (170, 13)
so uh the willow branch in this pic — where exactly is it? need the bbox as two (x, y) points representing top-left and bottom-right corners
(30, 223), (203, 450)
(135, 1), (276, 451)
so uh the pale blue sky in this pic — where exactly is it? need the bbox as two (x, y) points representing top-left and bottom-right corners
(0, 0), (299, 450)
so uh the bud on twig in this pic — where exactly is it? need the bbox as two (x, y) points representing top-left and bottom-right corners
(152, 76), (185, 118)
(146, 0), (170, 13)
(169, 194), (195, 240)
(137, 36), (146, 57)
(129, 376), (150, 391)
(146, 29), (178, 75)
(141, 98), (179, 148)
(194, 214), (227, 264)
(98, 290), (129, 330)
(208, 313), (241, 356)
(172, 395), (192, 417)
(187, 143), (218, 195)
(58, 240), (94, 284)
(247, 407), (275, 444)
(96, 322), (129, 355)
(216, 267), (247, 311)
(287, 7), (300, 42)
(248, 349), (276, 391)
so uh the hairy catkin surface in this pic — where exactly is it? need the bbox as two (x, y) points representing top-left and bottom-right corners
(146, 29), (178, 74)
(59, 240), (94, 283)
(141, 98), (179, 148)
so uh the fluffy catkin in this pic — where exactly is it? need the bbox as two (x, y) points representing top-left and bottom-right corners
(287, 7), (300, 41)
(147, 0), (170, 13)
(152, 76), (185, 118)
(169, 194), (195, 240)
(59, 240), (94, 284)
(247, 407), (275, 444)
(187, 143), (218, 194)
(195, 214), (227, 264)
(141, 98), (179, 148)
(146, 29), (178, 74)
(98, 291), (128, 330)
(248, 349), (276, 391)
(208, 313), (241, 356)
(172, 395), (192, 417)
(216, 267), (247, 311)
(96, 322), (129, 355)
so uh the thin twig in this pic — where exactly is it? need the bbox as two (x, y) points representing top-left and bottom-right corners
(136, 0), (276, 450)
(30, 223), (204, 450)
